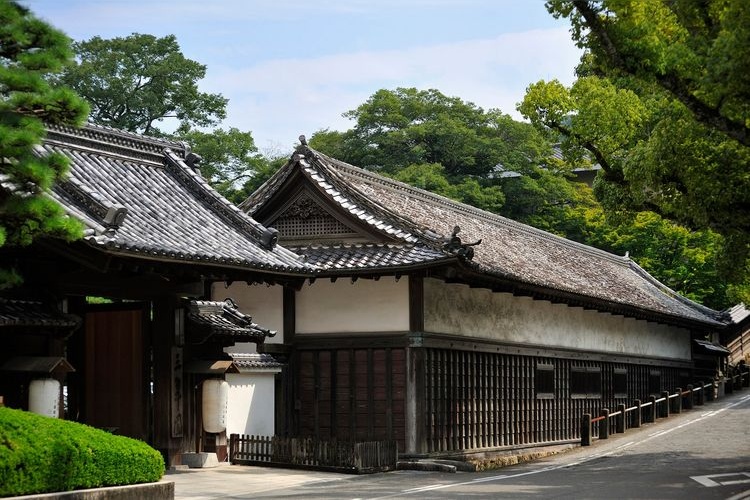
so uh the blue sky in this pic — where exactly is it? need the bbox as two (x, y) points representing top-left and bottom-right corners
(25, 0), (582, 154)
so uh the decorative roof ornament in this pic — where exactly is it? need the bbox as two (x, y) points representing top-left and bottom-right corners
(102, 205), (128, 236)
(443, 225), (481, 260)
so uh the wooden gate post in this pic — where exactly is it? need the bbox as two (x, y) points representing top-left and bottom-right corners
(229, 434), (237, 464)
(633, 399), (641, 428)
(581, 414), (592, 446)
(616, 404), (626, 434)
(598, 409), (610, 440)
(685, 385), (694, 410)
(674, 388), (682, 414)
(647, 396), (656, 423)
(661, 391), (670, 418)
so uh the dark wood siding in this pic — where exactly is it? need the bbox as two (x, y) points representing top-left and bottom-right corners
(421, 348), (683, 453)
(296, 347), (406, 452)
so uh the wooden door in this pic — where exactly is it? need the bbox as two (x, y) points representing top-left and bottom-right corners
(84, 304), (148, 440)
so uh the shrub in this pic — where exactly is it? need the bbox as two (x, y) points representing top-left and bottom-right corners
(0, 407), (164, 497)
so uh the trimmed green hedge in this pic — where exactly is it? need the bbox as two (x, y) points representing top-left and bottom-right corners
(0, 406), (164, 497)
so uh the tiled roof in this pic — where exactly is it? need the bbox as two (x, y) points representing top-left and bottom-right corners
(41, 123), (309, 274)
(230, 353), (284, 370)
(245, 145), (724, 328)
(0, 298), (80, 329)
(726, 304), (750, 325)
(187, 299), (276, 343)
(292, 243), (451, 272)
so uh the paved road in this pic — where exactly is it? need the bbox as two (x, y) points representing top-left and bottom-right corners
(169, 391), (750, 499)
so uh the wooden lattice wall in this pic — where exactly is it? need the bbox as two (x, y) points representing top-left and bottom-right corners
(421, 348), (683, 453)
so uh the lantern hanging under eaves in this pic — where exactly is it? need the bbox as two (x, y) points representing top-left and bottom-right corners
(202, 378), (229, 433)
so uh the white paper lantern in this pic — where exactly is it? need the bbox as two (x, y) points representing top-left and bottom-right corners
(202, 379), (228, 433)
(29, 378), (60, 418)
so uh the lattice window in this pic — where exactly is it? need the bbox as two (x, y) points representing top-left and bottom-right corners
(613, 368), (628, 399)
(535, 363), (555, 399)
(274, 214), (353, 238)
(272, 193), (355, 238)
(571, 366), (601, 399)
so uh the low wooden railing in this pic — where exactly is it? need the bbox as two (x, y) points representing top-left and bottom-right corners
(229, 434), (398, 473)
(581, 371), (750, 446)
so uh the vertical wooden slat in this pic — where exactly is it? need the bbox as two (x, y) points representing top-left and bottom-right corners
(367, 348), (375, 439)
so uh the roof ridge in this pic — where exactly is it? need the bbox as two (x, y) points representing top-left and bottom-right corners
(311, 147), (630, 267)
(627, 259), (726, 322)
(45, 122), (186, 163)
(304, 149), (447, 244)
(161, 149), (297, 256)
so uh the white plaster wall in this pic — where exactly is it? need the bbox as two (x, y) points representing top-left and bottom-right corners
(296, 277), (409, 334)
(423, 278), (691, 360)
(213, 282), (284, 354)
(225, 373), (277, 437)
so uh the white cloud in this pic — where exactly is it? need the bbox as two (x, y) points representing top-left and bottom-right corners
(203, 27), (582, 149)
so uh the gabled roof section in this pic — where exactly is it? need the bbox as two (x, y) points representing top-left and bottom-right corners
(242, 147), (440, 245)
(186, 299), (276, 344)
(243, 143), (724, 328)
(40, 123), (308, 274)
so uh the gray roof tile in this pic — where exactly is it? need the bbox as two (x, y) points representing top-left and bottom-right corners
(42, 124), (309, 274)
(246, 146), (725, 327)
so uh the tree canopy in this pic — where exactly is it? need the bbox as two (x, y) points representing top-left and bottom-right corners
(546, 0), (749, 146)
(520, 0), (750, 303)
(58, 33), (226, 135)
(60, 32), (274, 201)
(308, 87), (584, 221)
(0, 0), (89, 288)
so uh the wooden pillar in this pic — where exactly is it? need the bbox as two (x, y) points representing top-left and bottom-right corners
(598, 408), (609, 440)
(405, 344), (426, 456)
(633, 399), (642, 428)
(405, 274), (426, 456)
(661, 391), (670, 418)
(674, 388), (682, 414)
(152, 296), (181, 467)
(647, 396), (656, 423)
(409, 275), (424, 333)
(685, 385), (694, 410)
(581, 413), (592, 446)
(282, 286), (296, 437)
(616, 404), (626, 434)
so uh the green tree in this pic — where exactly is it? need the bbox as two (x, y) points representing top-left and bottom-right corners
(175, 126), (269, 201)
(309, 88), (583, 226)
(0, 0), (89, 288)
(335, 87), (550, 178)
(530, 0), (750, 300)
(546, 0), (749, 146)
(58, 33), (226, 135)
(59, 33), (282, 200)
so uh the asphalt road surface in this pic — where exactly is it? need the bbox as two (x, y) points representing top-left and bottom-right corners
(171, 391), (750, 500)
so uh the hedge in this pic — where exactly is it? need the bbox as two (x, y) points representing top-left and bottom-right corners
(0, 407), (164, 497)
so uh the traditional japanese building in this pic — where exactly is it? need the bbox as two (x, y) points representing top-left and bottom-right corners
(0, 123), (310, 466)
(226, 139), (729, 459)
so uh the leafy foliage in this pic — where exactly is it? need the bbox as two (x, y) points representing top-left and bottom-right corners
(58, 33), (226, 135)
(546, 0), (749, 146)
(309, 87), (577, 224)
(521, 0), (750, 303)
(59, 32), (282, 200)
(313, 86), (737, 308)
(175, 125), (269, 200)
(0, 0), (88, 288)
(0, 406), (164, 496)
